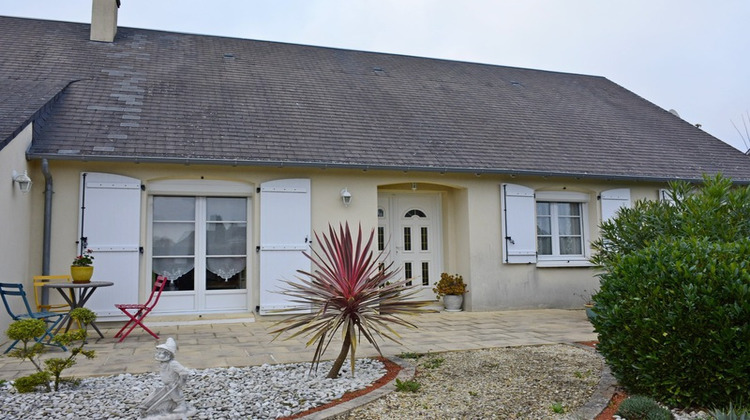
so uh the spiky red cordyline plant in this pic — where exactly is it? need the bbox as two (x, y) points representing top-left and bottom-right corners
(270, 222), (433, 379)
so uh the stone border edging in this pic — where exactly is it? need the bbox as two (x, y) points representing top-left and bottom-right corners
(568, 343), (618, 420)
(297, 357), (415, 420)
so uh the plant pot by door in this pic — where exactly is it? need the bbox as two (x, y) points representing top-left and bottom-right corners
(585, 304), (597, 322)
(71, 266), (94, 283)
(443, 294), (463, 312)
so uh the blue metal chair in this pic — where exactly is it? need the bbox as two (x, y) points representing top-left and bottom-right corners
(0, 282), (67, 354)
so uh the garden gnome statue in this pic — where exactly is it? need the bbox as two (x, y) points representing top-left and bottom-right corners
(139, 337), (196, 419)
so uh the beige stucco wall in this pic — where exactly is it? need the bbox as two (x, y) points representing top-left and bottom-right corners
(21, 159), (669, 318)
(0, 124), (37, 334)
(465, 176), (661, 311)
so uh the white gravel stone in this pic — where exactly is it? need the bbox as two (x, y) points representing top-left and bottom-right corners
(0, 358), (385, 419)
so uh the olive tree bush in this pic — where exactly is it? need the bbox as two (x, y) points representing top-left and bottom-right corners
(591, 174), (750, 408)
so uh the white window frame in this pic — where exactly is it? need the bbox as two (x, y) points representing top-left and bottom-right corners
(535, 191), (591, 267)
(147, 179), (254, 313)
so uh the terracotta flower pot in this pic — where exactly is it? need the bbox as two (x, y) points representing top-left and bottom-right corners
(71, 266), (94, 283)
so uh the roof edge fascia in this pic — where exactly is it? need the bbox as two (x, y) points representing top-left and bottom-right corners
(27, 153), (742, 184)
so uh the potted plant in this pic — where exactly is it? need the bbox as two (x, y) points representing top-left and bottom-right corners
(576, 289), (598, 322)
(433, 273), (468, 312)
(71, 249), (95, 283)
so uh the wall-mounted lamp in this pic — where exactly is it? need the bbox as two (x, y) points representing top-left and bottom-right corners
(340, 188), (352, 207)
(12, 170), (32, 194)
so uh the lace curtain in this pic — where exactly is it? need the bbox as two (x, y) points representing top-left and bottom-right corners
(152, 259), (194, 282)
(206, 257), (245, 281)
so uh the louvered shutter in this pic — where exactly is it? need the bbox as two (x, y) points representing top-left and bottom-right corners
(501, 183), (537, 264)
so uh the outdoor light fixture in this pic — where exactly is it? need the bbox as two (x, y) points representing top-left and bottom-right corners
(12, 170), (32, 194)
(340, 188), (352, 207)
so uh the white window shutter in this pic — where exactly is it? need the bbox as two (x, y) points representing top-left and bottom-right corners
(79, 172), (141, 318)
(600, 188), (631, 221)
(259, 178), (311, 314)
(501, 183), (537, 264)
(659, 189), (676, 204)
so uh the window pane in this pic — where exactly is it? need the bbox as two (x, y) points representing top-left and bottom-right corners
(206, 197), (246, 222)
(405, 209), (427, 218)
(206, 257), (246, 289)
(559, 237), (583, 255)
(537, 237), (552, 255)
(377, 227), (385, 251)
(153, 222), (195, 255)
(404, 227), (412, 251)
(557, 217), (582, 235)
(556, 203), (580, 216)
(536, 202), (551, 216)
(421, 227), (429, 251)
(405, 262), (412, 286)
(536, 216), (551, 236)
(152, 258), (194, 291)
(154, 197), (195, 221)
(206, 222), (247, 255)
(421, 262), (429, 286)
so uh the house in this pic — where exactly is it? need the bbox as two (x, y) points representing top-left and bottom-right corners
(3, 1), (750, 333)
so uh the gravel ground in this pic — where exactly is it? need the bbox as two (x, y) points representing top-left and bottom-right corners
(0, 344), (717, 419)
(0, 359), (386, 419)
(334, 344), (604, 420)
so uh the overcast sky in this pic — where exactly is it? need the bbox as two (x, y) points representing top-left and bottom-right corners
(3, 0), (749, 151)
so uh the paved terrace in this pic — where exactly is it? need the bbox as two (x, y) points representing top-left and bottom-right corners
(0, 309), (597, 380)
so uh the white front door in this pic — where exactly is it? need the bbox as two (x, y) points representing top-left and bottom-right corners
(378, 193), (442, 301)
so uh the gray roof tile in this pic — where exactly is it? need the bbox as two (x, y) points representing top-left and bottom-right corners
(2, 16), (750, 181)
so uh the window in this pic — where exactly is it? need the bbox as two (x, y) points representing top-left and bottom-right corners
(534, 191), (589, 263)
(152, 196), (248, 291)
(536, 202), (583, 257)
(404, 209), (426, 218)
(502, 184), (630, 266)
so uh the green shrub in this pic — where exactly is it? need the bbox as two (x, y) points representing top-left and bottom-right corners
(592, 175), (750, 409)
(616, 395), (673, 420)
(12, 371), (50, 393)
(6, 308), (97, 393)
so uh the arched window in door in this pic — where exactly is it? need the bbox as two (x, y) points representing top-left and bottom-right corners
(404, 209), (427, 218)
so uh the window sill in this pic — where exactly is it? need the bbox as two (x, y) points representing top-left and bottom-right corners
(536, 259), (594, 268)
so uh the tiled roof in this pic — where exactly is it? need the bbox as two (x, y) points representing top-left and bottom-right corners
(2, 16), (749, 181)
(0, 78), (70, 149)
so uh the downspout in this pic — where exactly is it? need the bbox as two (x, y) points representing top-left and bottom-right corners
(41, 159), (53, 275)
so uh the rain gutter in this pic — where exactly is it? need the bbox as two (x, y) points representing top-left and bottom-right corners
(26, 153), (738, 185)
(41, 158), (53, 275)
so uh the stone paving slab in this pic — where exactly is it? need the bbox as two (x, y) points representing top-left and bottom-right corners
(0, 309), (596, 380)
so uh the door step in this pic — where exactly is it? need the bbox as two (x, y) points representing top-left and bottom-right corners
(144, 312), (256, 326)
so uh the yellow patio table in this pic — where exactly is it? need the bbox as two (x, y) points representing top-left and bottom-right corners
(43, 281), (114, 338)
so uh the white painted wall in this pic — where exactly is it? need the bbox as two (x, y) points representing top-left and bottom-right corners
(0, 125), (36, 334)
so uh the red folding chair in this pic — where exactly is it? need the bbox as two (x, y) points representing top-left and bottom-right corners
(114, 276), (168, 342)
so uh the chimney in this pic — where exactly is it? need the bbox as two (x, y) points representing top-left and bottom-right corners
(90, 0), (120, 42)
